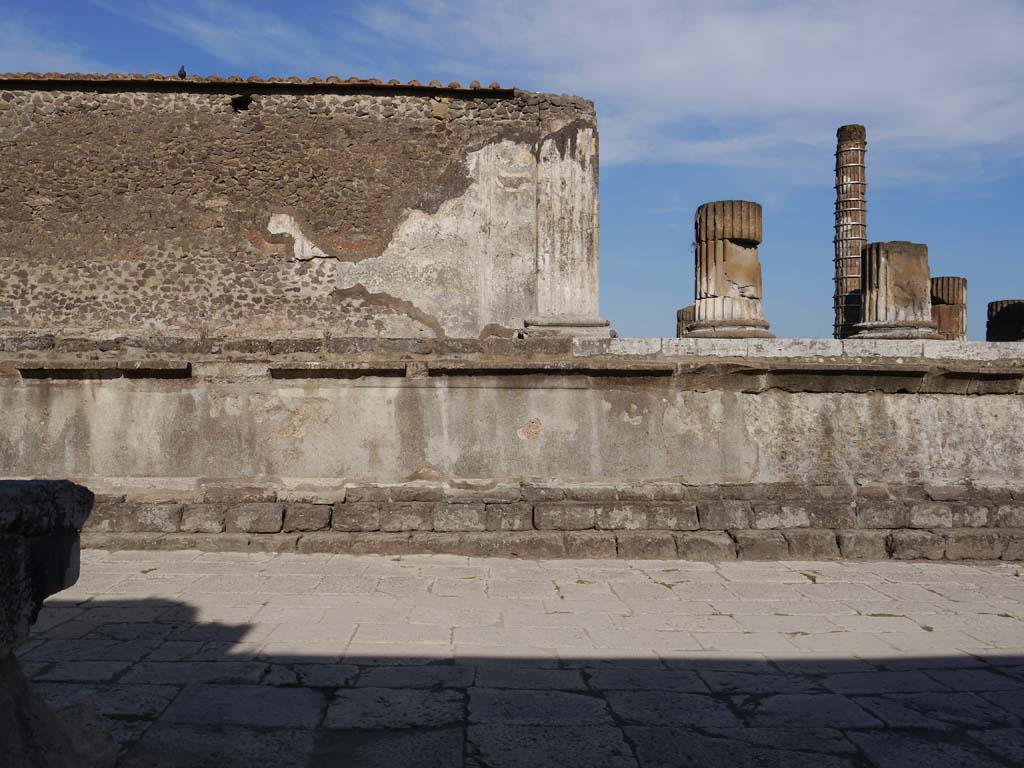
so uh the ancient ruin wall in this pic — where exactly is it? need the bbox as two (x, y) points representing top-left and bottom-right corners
(2, 335), (1024, 561)
(0, 76), (598, 339)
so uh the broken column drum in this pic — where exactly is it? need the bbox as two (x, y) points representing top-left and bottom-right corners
(987, 300), (1024, 342)
(854, 241), (942, 339)
(834, 124), (868, 339)
(931, 276), (967, 340)
(685, 200), (774, 339)
(675, 305), (694, 337)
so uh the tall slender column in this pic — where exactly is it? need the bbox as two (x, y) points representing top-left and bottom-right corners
(930, 276), (967, 340)
(854, 241), (941, 338)
(684, 200), (773, 339)
(834, 124), (867, 339)
(987, 300), (1024, 342)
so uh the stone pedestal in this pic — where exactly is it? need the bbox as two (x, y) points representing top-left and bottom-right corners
(684, 200), (773, 339)
(987, 300), (1024, 342)
(931, 276), (967, 340)
(676, 305), (695, 337)
(834, 125), (868, 339)
(0, 481), (113, 768)
(853, 241), (941, 339)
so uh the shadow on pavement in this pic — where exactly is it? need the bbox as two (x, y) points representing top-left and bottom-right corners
(16, 597), (1024, 767)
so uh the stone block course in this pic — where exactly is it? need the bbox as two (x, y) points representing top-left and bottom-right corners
(837, 529), (890, 559)
(891, 530), (945, 560)
(332, 503), (380, 532)
(909, 503), (953, 528)
(180, 504), (226, 534)
(733, 530), (789, 560)
(379, 503), (436, 532)
(534, 504), (596, 530)
(782, 529), (840, 559)
(225, 504), (284, 534)
(616, 532), (676, 559)
(646, 504), (699, 530)
(59, 480), (1024, 560)
(675, 531), (736, 560)
(943, 529), (1006, 560)
(282, 504), (331, 532)
(564, 532), (618, 559)
(433, 504), (486, 532)
(698, 501), (751, 529)
(203, 486), (277, 504)
(85, 503), (182, 533)
(484, 504), (533, 531)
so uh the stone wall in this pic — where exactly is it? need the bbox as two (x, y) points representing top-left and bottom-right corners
(0, 75), (599, 339)
(2, 334), (1023, 560)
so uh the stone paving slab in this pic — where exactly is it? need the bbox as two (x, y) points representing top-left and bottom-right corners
(19, 550), (1024, 766)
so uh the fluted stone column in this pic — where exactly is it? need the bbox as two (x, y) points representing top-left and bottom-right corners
(522, 122), (612, 338)
(834, 124), (867, 339)
(676, 305), (694, 337)
(931, 276), (967, 340)
(853, 241), (941, 339)
(987, 300), (1024, 342)
(684, 200), (773, 339)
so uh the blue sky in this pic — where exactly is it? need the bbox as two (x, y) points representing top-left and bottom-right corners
(4, 0), (1024, 339)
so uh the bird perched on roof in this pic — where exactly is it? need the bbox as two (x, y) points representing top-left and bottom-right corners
(177, 65), (186, 80)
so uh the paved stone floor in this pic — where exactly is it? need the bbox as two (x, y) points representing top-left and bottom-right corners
(16, 550), (1024, 767)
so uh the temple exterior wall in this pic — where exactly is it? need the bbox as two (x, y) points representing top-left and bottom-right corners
(0, 78), (598, 339)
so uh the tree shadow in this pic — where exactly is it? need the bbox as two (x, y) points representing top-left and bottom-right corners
(16, 596), (1024, 768)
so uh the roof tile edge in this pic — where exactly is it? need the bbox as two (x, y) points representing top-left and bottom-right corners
(0, 72), (514, 94)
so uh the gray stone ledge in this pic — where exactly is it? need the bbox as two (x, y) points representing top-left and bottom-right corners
(79, 527), (1024, 561)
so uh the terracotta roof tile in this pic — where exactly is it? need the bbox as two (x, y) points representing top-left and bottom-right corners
(0, 72), (510, 93)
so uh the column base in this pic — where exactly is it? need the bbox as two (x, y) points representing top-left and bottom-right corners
(521, 316), (614, 338)
(852, 321), (943, 340)
(684, 319), (774, 339)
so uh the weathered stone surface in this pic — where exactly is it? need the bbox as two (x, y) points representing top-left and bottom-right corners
(283, 504), (331, 532)
(855, 241), (941, 339)
(909, 503), (952, 528)
(733, 530), (789, 560)
(535, 504), (596, 531)
(891, 530), (945, 560)
(943, 529), (1006, 560)
(225, 503), (284, 534)
(698, 501), (751, 530)
(688, 200), (773, 339)
(782, 529), (840, 558)
(484, 503), (533, 531)
(837, 529), (890, 559)
(180, 504), (226, 534)
(615, 532), (676, 559)
(379, 503), (436, 532)
(433, 504), (486, 532)
(0, 82), (600, 340)
(332, 503), (380, 531)
(85, 503), (181, 533)
(675, 531), (736, 560)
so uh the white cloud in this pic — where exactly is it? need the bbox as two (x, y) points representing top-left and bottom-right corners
(347, 0), (1024, 181)
(0, 17), (104, 74)
(81, 0), (1024, 182)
